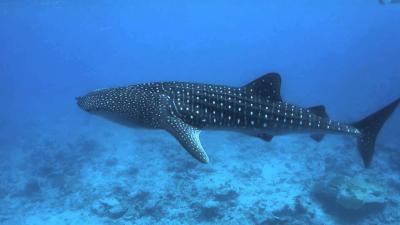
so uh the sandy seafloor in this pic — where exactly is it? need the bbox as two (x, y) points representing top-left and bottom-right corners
(0, 114), (399, 225)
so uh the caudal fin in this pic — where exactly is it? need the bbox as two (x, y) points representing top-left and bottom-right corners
(352, 98), (400, 168)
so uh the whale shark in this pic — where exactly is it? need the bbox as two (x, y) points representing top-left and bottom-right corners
(380, 0), (400, 4)
(77, 73), (399, 167)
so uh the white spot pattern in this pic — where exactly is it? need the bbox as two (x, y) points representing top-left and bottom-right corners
(77, 79), (362, 164)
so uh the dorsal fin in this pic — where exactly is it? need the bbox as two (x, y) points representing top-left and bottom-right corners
(308, 105), (328, 118)
(243, 73), (282, 102)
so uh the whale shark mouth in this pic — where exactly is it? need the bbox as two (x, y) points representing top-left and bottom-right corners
(76, 96), (92, 112)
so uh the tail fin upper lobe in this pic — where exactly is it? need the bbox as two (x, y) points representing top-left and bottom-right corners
(352, 98), (400, 168)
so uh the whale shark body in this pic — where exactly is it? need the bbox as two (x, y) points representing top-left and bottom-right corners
(77, 73), (399, 167)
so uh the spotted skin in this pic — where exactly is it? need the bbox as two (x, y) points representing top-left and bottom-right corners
(154, 82), (359, 136)
(77, 73), (398, 166)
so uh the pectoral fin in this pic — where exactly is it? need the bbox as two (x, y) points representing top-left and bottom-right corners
(163, 116), (209, 163)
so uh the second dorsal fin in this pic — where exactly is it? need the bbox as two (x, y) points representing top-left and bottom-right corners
(308, 105), (329, 118)
(243, 73), (282, 102)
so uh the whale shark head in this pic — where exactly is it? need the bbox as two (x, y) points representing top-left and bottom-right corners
(76, 87), (146, 127)
(76, 89), (111, 113)
(76, 95), (95, 112)
(77, 87), (129, 116)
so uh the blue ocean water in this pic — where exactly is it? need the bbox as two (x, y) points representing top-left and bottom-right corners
(0, 1), (399, 224)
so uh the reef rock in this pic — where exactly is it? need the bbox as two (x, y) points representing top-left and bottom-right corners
(314, 175), (387, 213)
(91, 197), (127, 219)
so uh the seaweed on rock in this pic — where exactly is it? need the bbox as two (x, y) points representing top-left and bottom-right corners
(14, 179), (42, 198)
(214, 190), (239, 205)
(23, 179), (41, 195)
(91, 197), (127, 219)
(129, 191), (151, 206)
(0, 186), (7, 199)
(196, 205), (221, 222)
(105, 157), (118, 167)
(125, 166), (139, 177)
(140, 204), (166, 221)
(259, 198), (317, 225)
(76, 137), (100, 154)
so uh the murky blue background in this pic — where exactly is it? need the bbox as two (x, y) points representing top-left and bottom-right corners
(1, 1), (399, 135)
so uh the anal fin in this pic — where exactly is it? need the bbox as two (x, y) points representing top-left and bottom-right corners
(309, 105), (328, 142)
(257, 133), (274, 142)
(163, 116), (209, 163)
(310, 134), (324, 142)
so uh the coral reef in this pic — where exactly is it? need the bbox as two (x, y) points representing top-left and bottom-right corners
(0, 127), (398, 225)
(313, 174), (387, 222)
